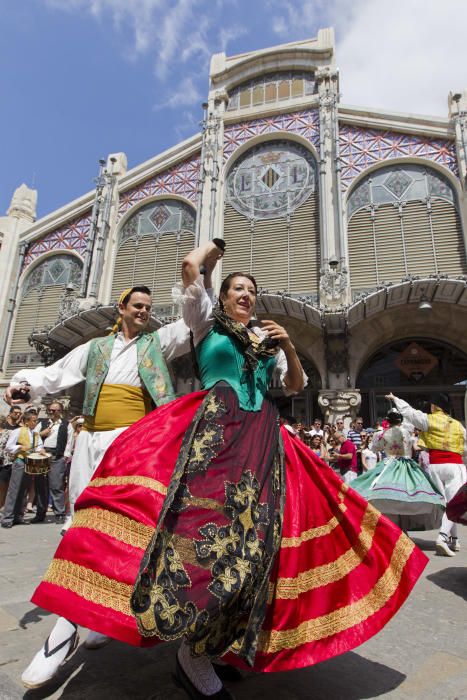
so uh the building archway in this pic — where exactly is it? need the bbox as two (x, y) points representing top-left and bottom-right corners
(7, 254), (83, 378)
(357, 337), (467, 425)
(223, 138), (320, 299)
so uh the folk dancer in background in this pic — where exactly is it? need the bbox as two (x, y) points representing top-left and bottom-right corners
(387, 392), (467, 556)
(351, 408), (445, 533)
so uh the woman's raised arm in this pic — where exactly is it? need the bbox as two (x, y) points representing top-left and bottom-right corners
(181, 239), (225, 288)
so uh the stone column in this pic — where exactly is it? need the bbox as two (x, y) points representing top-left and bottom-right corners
(449, 90), (467, 263)
(318, 389), (361, 427)
(0, 185), (37, 375)
(316, 68), (350, 310)
(196, 90), (226, 291)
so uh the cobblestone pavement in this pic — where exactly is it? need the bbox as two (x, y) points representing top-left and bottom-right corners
(0, 517), (466, 700)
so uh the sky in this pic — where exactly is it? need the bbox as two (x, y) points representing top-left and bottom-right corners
(1, 0), (467, 218)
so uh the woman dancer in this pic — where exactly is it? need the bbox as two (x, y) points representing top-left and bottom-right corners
(351, 408), (445, 532)
(25, 242), (428, 698)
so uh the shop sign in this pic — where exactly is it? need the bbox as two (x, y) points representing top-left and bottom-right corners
(395, 342), (438, 381)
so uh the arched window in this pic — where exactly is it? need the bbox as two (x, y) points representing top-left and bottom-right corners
(111, 199), (196, 308)
(227, 72), (316, 111)
(223, 140), (320, 295)
(357, 338), (467, 423)
(347, 164), (466, 293)
(8, 255), (82, 376)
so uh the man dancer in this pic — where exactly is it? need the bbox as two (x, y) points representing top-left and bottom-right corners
(6, 285), (198, 688)
(387, 392), (466, 556)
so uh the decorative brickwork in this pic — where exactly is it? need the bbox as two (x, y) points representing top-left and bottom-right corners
(23, 213), (91, 269)
(224, 110), (320, 162)
(339, 125), (459, 190)
(118, 154), (201, 219)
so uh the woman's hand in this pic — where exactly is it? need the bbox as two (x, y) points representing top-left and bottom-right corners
(4, 382), (31, 405)
(261, 320), (305, 394)
(203, 241), (224, 275)
(182, 240), (225, 287)
(260, 320), (294, 351)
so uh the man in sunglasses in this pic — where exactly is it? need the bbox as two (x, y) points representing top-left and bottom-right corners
(37, 401), (72, 525)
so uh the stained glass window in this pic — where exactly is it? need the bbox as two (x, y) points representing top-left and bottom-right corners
(226, 140), (317, 219)
(348, 164), (455, 217)
(227, 71), (316, 111)
(120, 199), (196, 244)
(23, 255), (82, 296)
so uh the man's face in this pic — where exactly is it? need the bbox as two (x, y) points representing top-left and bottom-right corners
(118, 292), (152, 334)
(355, 419), (363, 432)
(10, 408), (22, 424)
(313, 420), (322, 430)
(48, 403), (62, 420)
(25, 414), (38, 429)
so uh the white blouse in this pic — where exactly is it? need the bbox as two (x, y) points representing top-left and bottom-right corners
(173, 277), (307, 395)
(11, 318), (191, 399)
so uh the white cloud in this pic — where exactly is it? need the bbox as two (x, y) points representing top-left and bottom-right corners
(153, 77), (202, 110)
(219, 25), (248, 53)
(270, 0), (467, 117)
(44, 0), (251, 112)
(174, 110), (201, 141)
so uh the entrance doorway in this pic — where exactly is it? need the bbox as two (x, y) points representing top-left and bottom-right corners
(357, 338), (467, 425)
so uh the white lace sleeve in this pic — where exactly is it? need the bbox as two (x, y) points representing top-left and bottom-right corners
(393, 397), (429, 431)
(11, 342), (90, 399)
(172, 277), (214, 346)
(157, 319), (191, 361)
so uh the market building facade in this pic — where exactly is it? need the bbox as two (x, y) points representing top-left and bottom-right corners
(1, 27), (467, 424)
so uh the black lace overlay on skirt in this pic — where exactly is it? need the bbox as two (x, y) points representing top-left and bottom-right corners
(131, 383), (285, 666)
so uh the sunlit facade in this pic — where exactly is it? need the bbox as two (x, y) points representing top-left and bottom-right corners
(1, 28), (467, 423)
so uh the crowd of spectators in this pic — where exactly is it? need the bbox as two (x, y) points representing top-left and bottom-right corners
(0, 403), (84, 528)
(280, 414), (427, 483)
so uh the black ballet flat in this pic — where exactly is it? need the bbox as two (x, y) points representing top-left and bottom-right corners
(212, 663), (242, 682)
(173, 655), (235, 700)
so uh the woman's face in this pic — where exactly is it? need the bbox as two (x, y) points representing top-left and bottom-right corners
(311, 436), (321, 448)
(221, 276), (256, 324)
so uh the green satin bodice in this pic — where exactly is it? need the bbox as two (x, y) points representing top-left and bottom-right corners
(196, 327), (277, 412)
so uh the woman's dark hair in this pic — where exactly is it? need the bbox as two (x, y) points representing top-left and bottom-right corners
(386, 408), (403, 426)
(121, 286), (151, 306)
(219, 273), (257, 309)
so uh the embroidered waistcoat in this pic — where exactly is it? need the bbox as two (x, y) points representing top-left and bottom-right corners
(82, 333), (175, 417)
(17, 427), (39, 459)
(419, 411), (465, 455)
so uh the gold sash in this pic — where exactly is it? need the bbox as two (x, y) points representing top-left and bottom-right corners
(83, 384), (152, 432)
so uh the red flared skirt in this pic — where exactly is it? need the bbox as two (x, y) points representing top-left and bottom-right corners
(32, 391), (427, 672)
(447, 481), (467, 525)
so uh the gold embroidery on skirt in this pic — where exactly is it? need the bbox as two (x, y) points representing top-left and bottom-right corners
(269, 506), (380, 601)
(259, 533), (415, 652)
(88, 476), (167, 495)
(171, 534), (211, 569)
(280, 486), (348, 548)
(71, 508), (153, 550)
(43, 559), (132, 616)
(180, 496), (225, 513)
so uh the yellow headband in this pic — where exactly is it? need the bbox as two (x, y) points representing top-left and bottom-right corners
(118, 287), (134, 305)
(109, 287), (135, 334)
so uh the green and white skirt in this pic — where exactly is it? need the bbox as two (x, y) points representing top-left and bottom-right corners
(351, 457), (445, 531)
